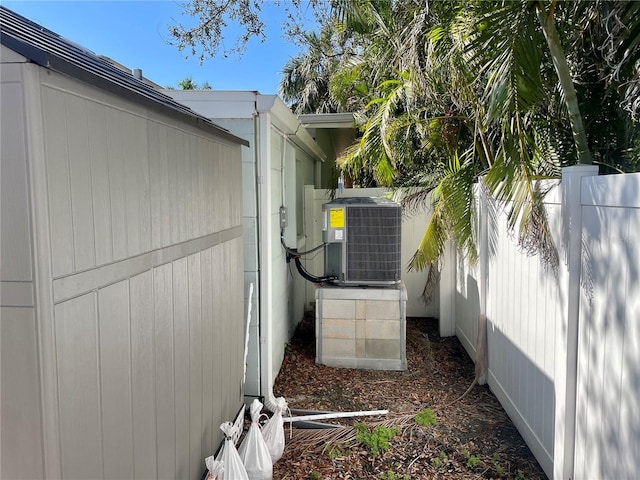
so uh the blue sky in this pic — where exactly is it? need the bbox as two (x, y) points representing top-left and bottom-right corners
(3, 0), (316, 93)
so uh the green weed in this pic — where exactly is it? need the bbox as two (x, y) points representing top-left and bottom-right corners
(355, 422), (400, 456)
(462, 449), (480, 469)
(491, 453), (504, 474)
(414, 408), (437, 427)
(431, 450), (447, 468)
(325, 445), (343, 460)
(378, 470), (410, 480)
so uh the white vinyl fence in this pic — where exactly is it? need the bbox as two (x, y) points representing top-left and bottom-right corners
(445, 166), (640, 479)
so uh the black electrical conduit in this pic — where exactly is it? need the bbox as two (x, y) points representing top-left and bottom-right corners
(280, 233), (337, 285)
(278, 234), (340, 429)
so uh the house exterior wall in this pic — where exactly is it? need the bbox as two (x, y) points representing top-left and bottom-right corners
(269, 128), (318, 384)
(311, 128), (340, 189)
(1, 62), (245, 479)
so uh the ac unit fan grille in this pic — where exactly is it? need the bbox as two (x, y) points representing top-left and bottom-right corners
(346, 206), (401, 282)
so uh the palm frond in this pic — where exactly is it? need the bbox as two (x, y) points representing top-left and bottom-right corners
(408, 151), (478, 271)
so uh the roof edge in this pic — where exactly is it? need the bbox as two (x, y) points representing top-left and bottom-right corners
(299, 112), (356, 129)
(0, 6), (249, 147)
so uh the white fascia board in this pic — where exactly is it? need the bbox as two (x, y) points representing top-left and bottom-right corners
(258, 95), (326, 162)
(298, 112), (355, 129)
(161, 89), (259, 119)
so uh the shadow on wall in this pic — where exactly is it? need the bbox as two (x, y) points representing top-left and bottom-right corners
(574, 173), (640, 478)
(486, 318), (555, 477)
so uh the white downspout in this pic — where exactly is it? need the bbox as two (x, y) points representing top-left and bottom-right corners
(256, 108), (279, 412)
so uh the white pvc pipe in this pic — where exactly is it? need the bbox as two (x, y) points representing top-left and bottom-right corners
(283, 409), (389, 423)
(242, 283), (254, 383)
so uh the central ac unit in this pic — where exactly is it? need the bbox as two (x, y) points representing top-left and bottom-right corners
(322, 197), (402, 286)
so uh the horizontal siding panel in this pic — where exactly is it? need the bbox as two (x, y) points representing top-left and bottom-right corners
(52, 227), (242, 303)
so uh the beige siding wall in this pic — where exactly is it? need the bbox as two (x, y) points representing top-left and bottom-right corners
(207, 117), (262, 398)
(51, 240), (243, 480)
(1, 60), (45, 480)
(2, 64), (244, 480)
(40, 73), (242, 278)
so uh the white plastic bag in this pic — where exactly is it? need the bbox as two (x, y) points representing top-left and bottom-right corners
(204, 456), (223, 479)
(261, 397), (287, 463)
(218, 421), (249, 480)
(238, 400), (273, 480)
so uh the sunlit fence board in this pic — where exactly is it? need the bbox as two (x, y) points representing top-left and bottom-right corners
(447, 172), (640, 479)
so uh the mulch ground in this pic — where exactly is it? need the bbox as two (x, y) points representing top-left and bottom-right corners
(271, 313), (547, 480)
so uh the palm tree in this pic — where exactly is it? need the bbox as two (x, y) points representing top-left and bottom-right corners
(279, 26), (341, 114)
(321, 0), (639, 393)
(333, 0), (640, 270)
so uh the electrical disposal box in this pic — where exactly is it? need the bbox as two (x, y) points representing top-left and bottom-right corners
(322, 197), (402, 286)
